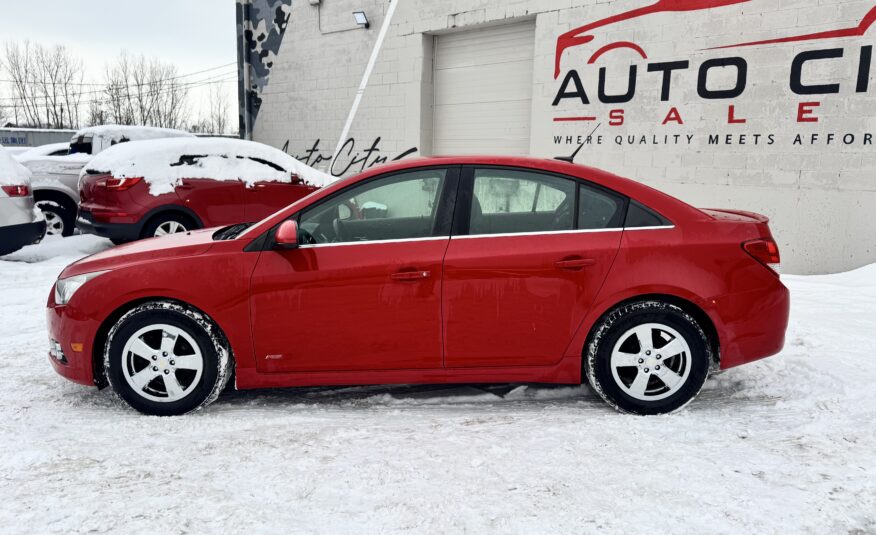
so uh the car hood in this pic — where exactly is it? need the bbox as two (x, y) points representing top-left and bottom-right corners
(60, 229), (217, 278)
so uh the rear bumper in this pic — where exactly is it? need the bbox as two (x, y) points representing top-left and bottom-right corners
(714, 278), (790, 369)
(76, 210), (142, 243)
(0, 220), (47, 256)
(46, 299), (100, 387)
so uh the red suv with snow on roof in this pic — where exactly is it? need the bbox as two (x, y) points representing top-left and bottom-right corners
(76, 138), (331, 244)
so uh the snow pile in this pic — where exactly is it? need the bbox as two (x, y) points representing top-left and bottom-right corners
(0, 239), (874, 532)
(72, 124), (194, 142)
(84, 137), (334, 196)
(0, 146), (32, 186)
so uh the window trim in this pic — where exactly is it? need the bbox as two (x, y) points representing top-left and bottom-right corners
(455, 165), (631, 237)
(248, 165), (461, 251)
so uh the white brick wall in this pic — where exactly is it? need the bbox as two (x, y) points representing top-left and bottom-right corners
(254, 0), (876, 274)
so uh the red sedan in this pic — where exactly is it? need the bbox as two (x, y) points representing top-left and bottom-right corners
(47, 156), (789, 416)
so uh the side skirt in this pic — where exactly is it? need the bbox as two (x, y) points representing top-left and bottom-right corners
(234, 355), (582, 390)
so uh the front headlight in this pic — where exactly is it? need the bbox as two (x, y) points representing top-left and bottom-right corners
(54, 271), (108, 306)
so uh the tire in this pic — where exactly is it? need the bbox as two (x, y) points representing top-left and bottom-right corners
(104, 301), (233, 416)
(585, 300), (711, 415)
(110, 238), (128, 246)
(141, 212), (197, 239)
(35, 199), (75, 237)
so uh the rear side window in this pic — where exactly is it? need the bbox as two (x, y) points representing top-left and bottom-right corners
(625, 201), (671, 228)
(470, 169), (575, 235)
(578, 185), (623, 229)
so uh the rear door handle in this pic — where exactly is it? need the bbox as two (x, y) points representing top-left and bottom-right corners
(555, 258), (596, 270)
(391, 270), (431, 281)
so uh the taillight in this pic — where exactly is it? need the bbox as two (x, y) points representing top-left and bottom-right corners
(97, 177), (143, 191)
(2, 185), (29, 197)
(743, 238), (781, 275)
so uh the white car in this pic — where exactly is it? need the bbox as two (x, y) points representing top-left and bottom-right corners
(18, 125), (195, 237)
(0, 146), (45, 256)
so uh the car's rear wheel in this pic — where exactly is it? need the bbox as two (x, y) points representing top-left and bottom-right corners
(36, 199), (75, 237)
(142, 213), (197, 239)
(585, 300), (711, 415)
(104, 301), (232, 416)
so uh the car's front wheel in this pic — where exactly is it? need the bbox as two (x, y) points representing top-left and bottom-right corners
(104, 301), (232, 416)
(585, 300), (711, 415)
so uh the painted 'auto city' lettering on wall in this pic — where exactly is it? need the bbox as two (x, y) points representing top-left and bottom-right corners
(284, 137), (419, 177)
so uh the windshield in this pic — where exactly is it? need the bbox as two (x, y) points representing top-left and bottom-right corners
(69, 136), (93, 155)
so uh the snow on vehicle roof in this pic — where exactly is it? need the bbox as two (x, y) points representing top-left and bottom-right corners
(84, 137), (333, 195)
(0, 145), (33, 186)
(14, 143), (71, 161)
(72, 124), (195, 142)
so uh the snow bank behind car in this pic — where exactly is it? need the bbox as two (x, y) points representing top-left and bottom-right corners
(83, 137), (334, 196)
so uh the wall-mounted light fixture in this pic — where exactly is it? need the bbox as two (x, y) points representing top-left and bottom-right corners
(353, 11), (370, 29)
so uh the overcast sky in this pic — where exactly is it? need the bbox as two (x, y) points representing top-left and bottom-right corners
(0, 0), (238, 128)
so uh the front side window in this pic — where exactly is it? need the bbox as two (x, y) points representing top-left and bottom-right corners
(299, 169), (446, 244)
(470, 169), (575, 235)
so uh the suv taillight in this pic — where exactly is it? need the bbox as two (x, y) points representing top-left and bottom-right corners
(97, 177), (143, 191)
(2, 185), (29, 197)
(743, 238), (781, 275)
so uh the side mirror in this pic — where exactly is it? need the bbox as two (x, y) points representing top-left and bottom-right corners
(274, 220), (299, 249)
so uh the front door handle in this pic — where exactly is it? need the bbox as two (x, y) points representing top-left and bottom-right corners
(391, 270), (431, 281)
(555, 258), (596, 270)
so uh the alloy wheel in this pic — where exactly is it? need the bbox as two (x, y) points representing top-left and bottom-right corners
(121, 324), (204, 403)
(154, 220), (187, 237)
(609, 322), (692, 401)
(36, 202), (65, 236)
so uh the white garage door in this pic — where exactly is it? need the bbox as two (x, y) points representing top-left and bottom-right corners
(432, 22), (535, 155)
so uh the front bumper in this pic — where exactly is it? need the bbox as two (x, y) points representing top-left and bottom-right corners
(76, 209), (142, 243)
(46, 300), (100, 387)
(0, 220), (47, 256)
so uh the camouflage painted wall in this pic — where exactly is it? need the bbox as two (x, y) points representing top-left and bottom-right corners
(236, 0), (293, 138)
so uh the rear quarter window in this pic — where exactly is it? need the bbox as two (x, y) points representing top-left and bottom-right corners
(625, 201), (672, 228)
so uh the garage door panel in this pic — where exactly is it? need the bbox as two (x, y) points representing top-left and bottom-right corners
(434, 104), (531, 131)
(435, 41), (535, 70)
(432, 22), (535, 156)
(434, 62), (534, 105)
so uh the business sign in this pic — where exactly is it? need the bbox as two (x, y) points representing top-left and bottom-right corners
(551, 0), (875, 151)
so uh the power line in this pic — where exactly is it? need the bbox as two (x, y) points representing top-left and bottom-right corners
(0, 61), (237, 87)
(0, 71), (238, 104)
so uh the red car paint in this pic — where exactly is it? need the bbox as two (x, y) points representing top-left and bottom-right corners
(48, 156), (789, 391)
(77, 173), (318, 242)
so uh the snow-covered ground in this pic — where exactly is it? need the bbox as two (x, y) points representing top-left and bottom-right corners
(0, 236), (874, 534)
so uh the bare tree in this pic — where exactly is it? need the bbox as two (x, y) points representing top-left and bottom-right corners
(2, 41), (85, 128)
(191, 84), (230, 134)
(99, 52), (190, 129)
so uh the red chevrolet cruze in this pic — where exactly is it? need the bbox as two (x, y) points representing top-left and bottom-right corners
(48, 156), (789, 416)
